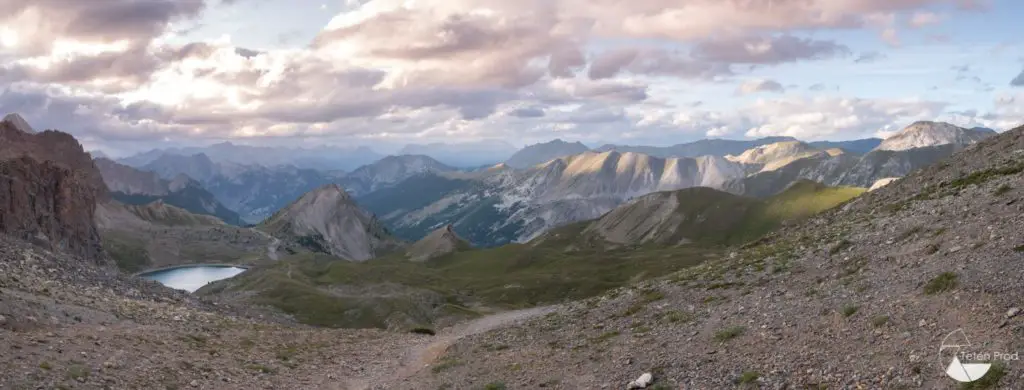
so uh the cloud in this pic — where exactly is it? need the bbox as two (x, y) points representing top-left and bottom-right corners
(692, 35), (850, 65)
(0, 0), (994, 153)
(854, 51), (886, 63)
(742, 97), (948, 140)
(1012, 69), (1024, 87)
(737, 79), (785, 95)
(508, 106), (546, 118)
(908, 12), (945, 28)
(0, 0), (205, 55)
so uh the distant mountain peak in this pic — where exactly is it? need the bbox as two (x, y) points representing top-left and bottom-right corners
(2, 113), (36, 134)
(261, 184), (399, 261)
(405, 224), (471, 262)
(505, 138), (592, 168)
(726, 141), (825, 172)
(876, 121), (996, 152)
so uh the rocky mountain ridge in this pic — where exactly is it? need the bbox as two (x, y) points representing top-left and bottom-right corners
(94, 158), (243, 224)
(0, 117), (107, 263)
(875, 120), (996, 151)
(260, 184), (403, 261)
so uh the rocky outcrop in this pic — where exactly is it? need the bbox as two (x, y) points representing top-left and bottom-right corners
(725, 141), (827, 172)
(405, 224), (471, 262)
(0, 116), (108, 264)
(260, 184), (403, 261)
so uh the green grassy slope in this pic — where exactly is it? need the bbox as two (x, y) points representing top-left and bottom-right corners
(204, 182), (864, 329)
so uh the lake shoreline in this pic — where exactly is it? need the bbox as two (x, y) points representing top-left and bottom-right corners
(133, 263), (252, 277)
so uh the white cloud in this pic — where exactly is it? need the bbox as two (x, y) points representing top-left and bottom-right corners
(737, 79), (785, 95)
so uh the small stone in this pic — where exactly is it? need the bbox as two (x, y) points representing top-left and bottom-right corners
(1006, 308), (1020, 319)
(0, 315), (7, 326)
(190, 380), (199, 387)
(918, 319), (927, 327)
(626, 372), (653, 390)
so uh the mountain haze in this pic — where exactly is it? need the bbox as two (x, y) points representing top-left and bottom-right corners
(504, 139), (591, 168)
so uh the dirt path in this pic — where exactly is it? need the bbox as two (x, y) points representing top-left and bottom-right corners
(251, 228), (281, 260)
(337, 305), (559, 390)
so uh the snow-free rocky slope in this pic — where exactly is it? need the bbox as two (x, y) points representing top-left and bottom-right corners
(407, 124), (1024, 389)
(260, 184), (402, 261)
(875, 120), (996, 151)
(405, 224), (471, 262)
(367, 122), (986, 248)
(95, 200), (273, 272)
(363, 151), (748, 247)
(339, 154), (456, 196)
(543, 181), (864, 249)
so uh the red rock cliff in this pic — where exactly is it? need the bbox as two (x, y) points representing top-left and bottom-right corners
(0, 119), (109, 264)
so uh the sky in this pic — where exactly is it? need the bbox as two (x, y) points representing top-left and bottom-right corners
(0, 0), (1022, 157)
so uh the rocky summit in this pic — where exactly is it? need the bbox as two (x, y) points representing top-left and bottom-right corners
(260, 184), (403, 261)
(0, 119), (107, 263)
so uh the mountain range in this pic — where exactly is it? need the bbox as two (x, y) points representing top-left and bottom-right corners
(2, 107), (1023, 389)
(362, 121), (995, 247)
(96, 118), (1000, 248)
(94, 158), (243, 225)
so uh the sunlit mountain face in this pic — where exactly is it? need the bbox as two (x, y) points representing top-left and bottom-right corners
(1, 0), (1022, 158)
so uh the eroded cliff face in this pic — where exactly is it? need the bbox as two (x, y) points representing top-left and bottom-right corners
(0, 119), (108, 264)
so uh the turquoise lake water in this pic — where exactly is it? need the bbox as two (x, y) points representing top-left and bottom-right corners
(138, 265), (246, 292)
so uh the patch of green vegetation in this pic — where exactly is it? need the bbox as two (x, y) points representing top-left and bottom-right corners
(829, 239), (853, 255)
(39, 361), (52, 370)
(736, 371), (760, 385)
(726, 182), (865, 244)
(482, 382), (507, 390)
(592, 331), (620, 342)
(949, 163), (1024, 189)
(1014, 245), (1024, 252)
(959, 361), (1007, 389)
(481, 343), (510, 352)
(66, 364), (90, 381)
(841, 305), (859, 318)
(200, 242), (713, 328)
(924, 272), (959, 295)
(275, 346), (298, 362)
(714, 326), (745, 342)
(245, 364), (277, 374)
(993, 184), (1013, 196)
(640, 289), (665, 303)
(101, 232), (150, 273)
(871, 315), (890, 327)
(431, 358), (463, 374)
(663, 310), (693, 323)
